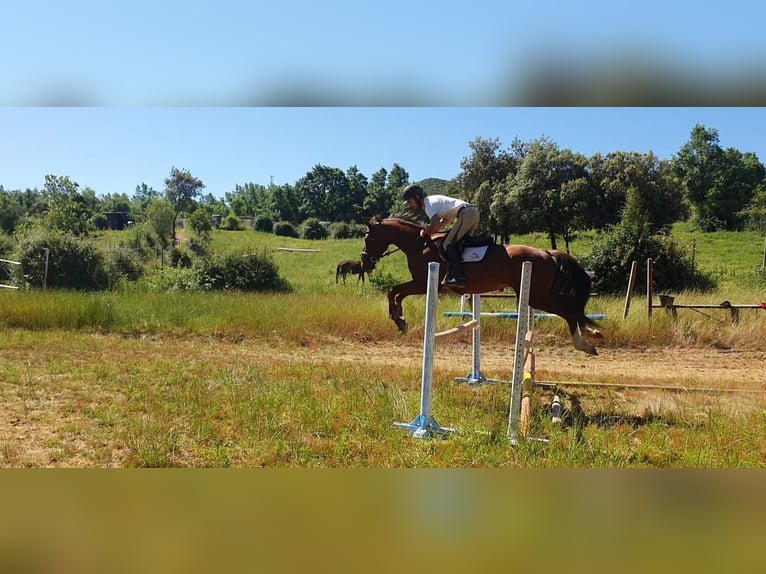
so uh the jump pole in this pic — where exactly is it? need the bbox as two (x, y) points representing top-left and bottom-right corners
(508, 260), (533, 445)
(394, 261), (456, 439)
(453, 293), (496, 385)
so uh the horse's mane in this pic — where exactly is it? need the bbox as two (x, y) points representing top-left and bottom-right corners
(383, 209), (428, 229)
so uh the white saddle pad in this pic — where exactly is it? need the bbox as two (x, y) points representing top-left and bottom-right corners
(461, 245), (489, 262)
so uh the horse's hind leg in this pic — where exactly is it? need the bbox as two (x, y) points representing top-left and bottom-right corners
(568, 319), (598, 355)
(581, 324), (605, 343)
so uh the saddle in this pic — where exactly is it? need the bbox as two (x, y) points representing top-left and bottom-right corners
(435, 232), (495, 261)
(458, 232), (494, 249)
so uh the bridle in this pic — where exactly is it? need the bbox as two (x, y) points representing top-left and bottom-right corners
(360, 230), (400, 270)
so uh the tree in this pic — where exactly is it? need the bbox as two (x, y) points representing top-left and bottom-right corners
(198, 193), (229, 216)
(457, 136), (526, 240)
(585, 187), (715, 295)
(145, 199), (175, 249)
(271, 183), (301, 224)
(132, 182), (162, 213)
(457, 136), (520, 197)
(296, 164), (349, 222)
(164, 167), (205, 243)
(225, 182), (270, 218)
(499, 138), (589, 251)
(673, 124), (766, 231)
(42, 174), (92, 236)
(385, 163), (410, 207)
(363, 167), (390, 217)
(588, 151), (687, 233)
(740, 183), (766, 233)
(343, 166), (368, 222)
(0, 187), (25, 234)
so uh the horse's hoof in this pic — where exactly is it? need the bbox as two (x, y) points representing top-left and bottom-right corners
(590, 330), (605, 343)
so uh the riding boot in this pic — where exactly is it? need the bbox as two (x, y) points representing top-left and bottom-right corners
(443, 245), (466, 288)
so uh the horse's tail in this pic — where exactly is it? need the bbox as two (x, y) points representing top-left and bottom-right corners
(336, 263), (341, 283)
(549, 251), (598, 327)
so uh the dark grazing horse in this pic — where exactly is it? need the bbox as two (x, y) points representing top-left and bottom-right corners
(336, 259), (367, 284)
(360, 216), (603, 355)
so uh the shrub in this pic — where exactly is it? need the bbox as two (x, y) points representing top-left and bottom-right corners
(169, 246), (194, 268)
(331, 222), (367, 239)
(187, 207), (213, 238)
(119, 222), (156, 258)
(105, 247), (144, 282)
(192, 250), (292, 292)
(300, 218), (328, 240)
(16, 230), (109, 290)
(274, 221), (299, 238)
(254, 216), (274, 233)
(0, 229), (14, 258)
(221, 212), (243, 231)
(584, 225), (716, 295)
(367, 269), (401, 292)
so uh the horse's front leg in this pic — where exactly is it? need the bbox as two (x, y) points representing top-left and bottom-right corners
(387, 288), (407, 333)
(388, 281), (426, 334)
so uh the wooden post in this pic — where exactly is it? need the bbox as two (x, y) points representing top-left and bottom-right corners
(646, 258), (654, 320)
(623, 260), (638, 319)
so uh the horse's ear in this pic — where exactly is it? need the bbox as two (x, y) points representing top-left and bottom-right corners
(363, 215), (379, 228)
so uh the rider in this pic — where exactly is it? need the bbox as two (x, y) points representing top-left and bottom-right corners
(402, 184), (478, 288)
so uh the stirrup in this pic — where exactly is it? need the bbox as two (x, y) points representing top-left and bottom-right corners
(443, 276), (466, 288)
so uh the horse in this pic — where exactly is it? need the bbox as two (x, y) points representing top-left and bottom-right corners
(359, 216), (604, 355)
(336, 259), (367, 284)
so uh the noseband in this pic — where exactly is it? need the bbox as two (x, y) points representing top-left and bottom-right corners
(361, 230), (400, 268)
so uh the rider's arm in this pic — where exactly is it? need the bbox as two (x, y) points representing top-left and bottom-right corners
(420, 214), (444, 237)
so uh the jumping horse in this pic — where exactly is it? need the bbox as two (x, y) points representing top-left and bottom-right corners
(360, 216), (603, 355)
(336, 259), (367, 284)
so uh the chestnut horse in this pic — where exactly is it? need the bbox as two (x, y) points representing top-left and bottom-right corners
(360, 216), (603, 355)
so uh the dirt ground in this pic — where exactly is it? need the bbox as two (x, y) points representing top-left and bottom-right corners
(2, 334), (765, 467)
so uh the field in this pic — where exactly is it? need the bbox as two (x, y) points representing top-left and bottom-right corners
(1, 226), (766, 467)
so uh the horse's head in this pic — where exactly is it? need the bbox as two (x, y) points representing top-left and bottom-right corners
(360, 217), (385, 273)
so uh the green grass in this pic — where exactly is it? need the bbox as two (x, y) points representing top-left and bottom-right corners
(1, 226), (766, 467)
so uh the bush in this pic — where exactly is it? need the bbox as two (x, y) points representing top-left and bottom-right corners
(0, 229), (15, 258)
(367, 269), (401, 292)
(105, 248), (144, 282)
(274, 221), (299, 238)
(192, 250), (292, 292)
(119, 222), (157, 258)
(169, 246), (194, 268)
(221, 212), (243, 231)
(584, 225), (716, 295)
(16, 230), (109, 290)
(331, 222), (367, 239)
(254, 216), (274, 233)
(300, 218), (328, 240)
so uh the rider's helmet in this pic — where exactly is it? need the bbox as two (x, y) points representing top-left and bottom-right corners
(401, 184), (425, 202)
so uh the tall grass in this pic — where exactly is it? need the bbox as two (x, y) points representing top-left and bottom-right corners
(2, 227), (766, 468)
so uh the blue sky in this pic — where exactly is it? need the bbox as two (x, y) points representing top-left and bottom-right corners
(2, 108), (766, 198)
(2, 2), (766, 198)
(2, 1), (764, 105)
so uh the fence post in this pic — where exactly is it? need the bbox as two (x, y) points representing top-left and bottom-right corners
(508, 261), (533, 445)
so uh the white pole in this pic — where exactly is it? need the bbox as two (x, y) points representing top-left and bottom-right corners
(453, 293), (495, 384)
(394, 261), (455, 438)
